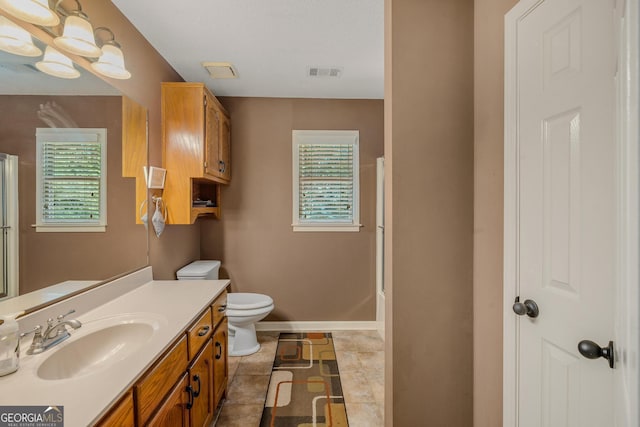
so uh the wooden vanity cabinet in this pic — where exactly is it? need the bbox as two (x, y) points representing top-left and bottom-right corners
(147, 374), (190, 427)
(96, 391), (134, 427)
(162, 82), (231, 224)
(188, 340), (215, 427)
(135, 336), (189, 425)
(212, 318), (228, 409)
(95, 290), (228, 427)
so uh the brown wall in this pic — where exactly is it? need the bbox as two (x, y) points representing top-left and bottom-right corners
(0, 95), (147, 293)
(199, 97), (384, 321)
(78, 2), (200, 280)
(473, 0), (518, 425)
(386, 0), (474, 425)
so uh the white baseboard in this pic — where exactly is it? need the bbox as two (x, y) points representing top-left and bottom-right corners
(255, 321), (379, 332)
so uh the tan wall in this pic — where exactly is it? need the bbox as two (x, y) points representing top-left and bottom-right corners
(473, 0), (518, 425)
(79, 2), (200, 280)
(386, 0), (474, 425)
(0, 95), (147, 293)
(199, 97), (384, 321)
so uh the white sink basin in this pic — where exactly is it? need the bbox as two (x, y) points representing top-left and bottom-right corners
(37, 314), (164, 381)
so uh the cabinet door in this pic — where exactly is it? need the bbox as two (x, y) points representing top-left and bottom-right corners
(189, 339), (214, 427)
(218, 110), (231, 181)
(135, 336), (189, 426)
(204, 94), (221, 179)
(96, 391), (134, 427)
(213, 319), (228, 409)
(147, 374), (190, 427)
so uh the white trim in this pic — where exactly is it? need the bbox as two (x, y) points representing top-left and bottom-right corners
(614, 0), (639, 424)
(255, 321), (379, 332)
(503, 1), (544, 425)
(376, 157), (385, 335)
(34, 225), (106, 233)
(292, 224), (361, 232)
(3, 155), (19, 300)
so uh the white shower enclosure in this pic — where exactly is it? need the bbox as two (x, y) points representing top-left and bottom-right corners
(0, 154), (18, 301)
(376, 157), (385, 334)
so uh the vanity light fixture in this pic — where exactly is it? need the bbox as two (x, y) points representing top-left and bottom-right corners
(0, 15), (41, 56)
(90, 27), (130, 80)
(53, 0), (101, 58)
(0, 0), (59, 27)
(35, 45), (80, 79)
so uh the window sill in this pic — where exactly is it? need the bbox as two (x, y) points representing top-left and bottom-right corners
(292, 224), (362, 232)
(35, 225), (106, 233)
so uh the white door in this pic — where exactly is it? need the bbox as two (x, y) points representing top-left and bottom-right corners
(504, 0), (627, 425)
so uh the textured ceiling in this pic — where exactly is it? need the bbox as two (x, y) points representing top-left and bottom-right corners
(112, 0), (384, 99)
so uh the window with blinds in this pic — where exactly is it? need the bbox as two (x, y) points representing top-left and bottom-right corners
(292, 130), (360, 232)
(36, 128), (107, 232)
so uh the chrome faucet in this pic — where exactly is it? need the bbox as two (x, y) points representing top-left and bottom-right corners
(21, 310), (82, 355)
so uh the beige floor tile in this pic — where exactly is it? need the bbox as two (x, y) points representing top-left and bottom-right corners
(345, 402), (384, 427)
(332, 332), (384, 352)
(340, 371), (376, 403)
(367, 374), (385, 405)
(236, 357), (274, 376)
(335, 351), (364, 373)
(218, 330), (384, 425)
(225, 375), (271, 405)
(357, 351), (385, 381)
(215, 403), (264, 427)
(227, 356), (241, 382)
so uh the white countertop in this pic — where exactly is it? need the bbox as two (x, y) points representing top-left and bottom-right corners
(0, 279), (229, 426)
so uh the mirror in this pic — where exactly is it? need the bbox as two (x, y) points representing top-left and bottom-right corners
(0, 23), (148, 316)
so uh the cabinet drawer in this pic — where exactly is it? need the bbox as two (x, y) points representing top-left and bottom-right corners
(135, 336), (189, 426)
(212, 291), (227, 328)
(187, 309), (213, 359)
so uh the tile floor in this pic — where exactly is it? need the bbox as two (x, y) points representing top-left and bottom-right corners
(214, 330), (384, 427)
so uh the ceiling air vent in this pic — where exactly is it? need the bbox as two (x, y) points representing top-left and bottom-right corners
(308, 67), (343, 78)
(202, 62), (238, 79)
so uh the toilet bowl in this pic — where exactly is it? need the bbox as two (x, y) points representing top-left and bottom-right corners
(226, 293), (274, 356)
(176, 260), (274, 357)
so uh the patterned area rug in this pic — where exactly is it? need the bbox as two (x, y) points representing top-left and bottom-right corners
(260, 332), (348, 426)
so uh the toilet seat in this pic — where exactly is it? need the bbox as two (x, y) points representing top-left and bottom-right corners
(227, 293), (273, 310)
(225, 304), (274, 318)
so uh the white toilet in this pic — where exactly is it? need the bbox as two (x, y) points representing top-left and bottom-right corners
(176, 260), (274, 357)
(226, 293), (274, 356)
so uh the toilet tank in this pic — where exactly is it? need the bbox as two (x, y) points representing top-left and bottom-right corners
(176, 260), (221, 280)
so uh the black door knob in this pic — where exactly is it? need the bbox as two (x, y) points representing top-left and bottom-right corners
(578, 340), (615, 369)
(512, 297), (539, 318)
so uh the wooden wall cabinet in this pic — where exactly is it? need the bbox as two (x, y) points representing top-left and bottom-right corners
(97, 291), (228, 427)
(162, 82), (231, 224)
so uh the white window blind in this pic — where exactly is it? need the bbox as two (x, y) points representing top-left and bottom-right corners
(292, 130), (360, 232)
(36, 128), (107, 232)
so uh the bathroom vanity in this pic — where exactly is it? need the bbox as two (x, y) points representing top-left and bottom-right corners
(1, 272), (229, 427)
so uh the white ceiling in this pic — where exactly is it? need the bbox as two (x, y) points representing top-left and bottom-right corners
(111, 0), (384, 99)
